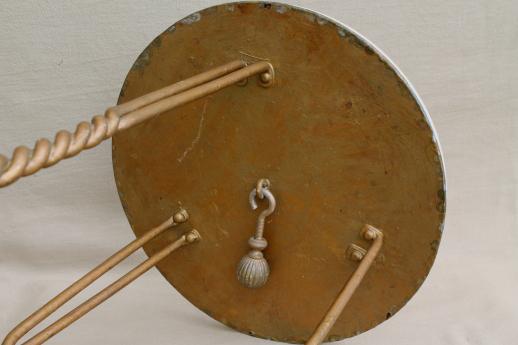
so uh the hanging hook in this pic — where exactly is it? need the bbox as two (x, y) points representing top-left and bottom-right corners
(253, 178), (270, 200)
(248, 180), (276, 239)
(237, 178), (277, 288)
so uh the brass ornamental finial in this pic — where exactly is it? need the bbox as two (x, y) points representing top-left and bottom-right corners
(236, 178), (276, 288)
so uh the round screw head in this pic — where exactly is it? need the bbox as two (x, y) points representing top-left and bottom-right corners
(364, 229), (376, 241)
(351, 250), (364, 261)
(186, 229), (201, 243)
(260, 72), (272, 84)
(173, 209), (189, 223)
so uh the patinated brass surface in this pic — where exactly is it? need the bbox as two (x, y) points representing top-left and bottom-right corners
(112, 2), (446, 343)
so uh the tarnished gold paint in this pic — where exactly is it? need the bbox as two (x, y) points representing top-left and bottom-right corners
(113, 2), (446, 343)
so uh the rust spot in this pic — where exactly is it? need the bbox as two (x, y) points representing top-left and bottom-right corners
(417, 118), (428, 129)
(437, 188), (446, 201)
(365, 45), (375, 55)
(436, 200), (446, 213)
(237, 3), (254, 14)
(132, 50), (150, 70)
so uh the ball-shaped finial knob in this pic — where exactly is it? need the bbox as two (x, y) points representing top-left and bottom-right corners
(236, 250), (270, 288)
(185, 229), (200, 243)
(173, 209), (189, 224)
(260, 72), (272, 84)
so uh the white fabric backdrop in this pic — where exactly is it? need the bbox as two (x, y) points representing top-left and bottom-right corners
(0, 1), (516, 344)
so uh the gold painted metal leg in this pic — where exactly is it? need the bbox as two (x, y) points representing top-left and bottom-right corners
(0, 59), (274, 188)
(2, 210), (200, 345)
(306, 225), (384, 345)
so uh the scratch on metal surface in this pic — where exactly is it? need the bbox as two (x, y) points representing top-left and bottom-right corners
(275, 4), (288, 14)
(305, 13), (316, 23)
(316, 16), (329, 26)
(177, 101), (207, 163)
(239, 51), (270, 62)
(218, 226), (229, 238)
(337, 28), (347, 38)
(180, 12), (201, 25)
(211, 201), (220, 215)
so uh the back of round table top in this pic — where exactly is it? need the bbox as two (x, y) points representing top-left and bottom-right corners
(112, 2), (446, 343)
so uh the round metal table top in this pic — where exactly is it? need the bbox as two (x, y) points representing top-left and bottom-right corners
(112, 2), (446, 343)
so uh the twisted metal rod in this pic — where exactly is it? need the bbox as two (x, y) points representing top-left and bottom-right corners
(0, 112), (120, 183)
(0, 60), (273, 188)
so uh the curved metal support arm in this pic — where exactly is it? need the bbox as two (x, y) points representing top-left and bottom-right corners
(2, 210), (200, 345)
(0, 60), (274, 188)
(306, 225), (384, 345)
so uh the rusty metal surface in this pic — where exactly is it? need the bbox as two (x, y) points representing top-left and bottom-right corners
(112, 2), (446, 343)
